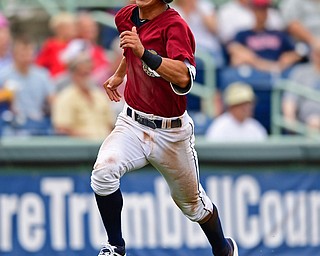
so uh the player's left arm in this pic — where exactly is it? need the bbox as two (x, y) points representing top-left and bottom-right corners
(120, 26), (194, 90)
(156, 58), (192, 88)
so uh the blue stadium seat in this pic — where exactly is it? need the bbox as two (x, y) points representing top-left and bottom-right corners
(218, 66), (292, 133)
(0, 102), (10, 137)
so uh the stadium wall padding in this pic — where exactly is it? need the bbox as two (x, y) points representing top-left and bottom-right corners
(0, 136), (319, 256)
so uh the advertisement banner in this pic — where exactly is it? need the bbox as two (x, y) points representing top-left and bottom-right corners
(0, 168), (319, 256)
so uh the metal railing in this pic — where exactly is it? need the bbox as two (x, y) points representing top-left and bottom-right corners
(271, 79), (320, 138)
(192, 48), (216, 117)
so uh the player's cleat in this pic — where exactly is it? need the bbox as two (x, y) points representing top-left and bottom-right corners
(227, 237), (239, 256)
(98, 243), (126, 256)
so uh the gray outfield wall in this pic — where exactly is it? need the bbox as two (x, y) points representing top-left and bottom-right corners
(0, 136), (319, 256)
(1, 136), (320, 167)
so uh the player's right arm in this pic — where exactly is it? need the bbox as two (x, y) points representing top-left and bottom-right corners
(103, 56), (126, 102)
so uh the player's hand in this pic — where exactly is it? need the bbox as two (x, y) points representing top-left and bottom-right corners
(103, 75), (123, 102)
(119, 26), (144, 58)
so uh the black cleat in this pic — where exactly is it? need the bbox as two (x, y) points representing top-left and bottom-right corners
(98, 244), (126, 256)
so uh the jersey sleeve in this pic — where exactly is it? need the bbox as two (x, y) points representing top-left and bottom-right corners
(165, 20), (196, 67)
(115, 5), (136, 34)
(170, 60), (196, 95)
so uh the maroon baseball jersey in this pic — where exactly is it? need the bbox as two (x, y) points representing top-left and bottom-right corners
(115, 4), (196, 117)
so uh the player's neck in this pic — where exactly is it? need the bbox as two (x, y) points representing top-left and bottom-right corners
(138, 3), (168, 20)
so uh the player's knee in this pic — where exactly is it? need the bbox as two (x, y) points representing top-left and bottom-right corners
(173, 201), (200, 222)
(184, 206), (214, 223)
(174, 197), (214, 223)
(183, 210), (201, 222)
(90, 158), (121, 196)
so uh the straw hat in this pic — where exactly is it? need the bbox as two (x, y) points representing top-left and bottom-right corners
(224, 82), (255, 107)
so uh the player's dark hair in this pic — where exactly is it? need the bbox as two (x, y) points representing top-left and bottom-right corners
(163, 0), (173, 3)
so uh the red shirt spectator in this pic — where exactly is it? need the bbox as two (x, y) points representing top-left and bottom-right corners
(36, 12), (76, 78)
(36, 39), (69, 77)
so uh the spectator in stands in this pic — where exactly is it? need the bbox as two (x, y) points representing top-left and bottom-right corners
(226, 0), (301, 73)
(0, 13), (13, 136)
(282, 42), (320, 132)
(217, 0), (283, 44)
(75, 12), (111, 85)
(206, 82), (267, 141)
(0, 34), (55, 136)
(52, 51), (115, 140)
(0, 13), (13, 116)
(36, 12), (76, 78)
(0, 13), (12, 73)
(279, 0), (320, 51)
(173, 0), (225, 67)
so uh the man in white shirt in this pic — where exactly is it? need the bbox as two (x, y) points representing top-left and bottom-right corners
(206, 82), (267, 141)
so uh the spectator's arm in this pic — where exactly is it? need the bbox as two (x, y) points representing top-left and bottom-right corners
(250, 55), (298, 73)
(43, 71), (56, 115)
(282, 97), (298, 125)
(201, 8), (218, 34)
(227, 42), (258, 66)
(278, 51), (301, 70)
(249, 51), (301, 72)
(46, 94), (55, 113)
(228, 44), (300, 72)
(287, 21), (316, 46)
(228, 43), (275, 72)
(280, 0), (317, 46)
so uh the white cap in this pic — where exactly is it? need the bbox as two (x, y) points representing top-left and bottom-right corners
(224, 82), (255, 107)
(60, 39), (91, 68)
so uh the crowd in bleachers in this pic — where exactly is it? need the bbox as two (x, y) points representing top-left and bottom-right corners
(174, 0), (320, 139)
(0, 0), (320, 141)
(0, 10), (118, 139)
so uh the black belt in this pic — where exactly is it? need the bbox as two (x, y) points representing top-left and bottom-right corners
(126, 107), (182, 129)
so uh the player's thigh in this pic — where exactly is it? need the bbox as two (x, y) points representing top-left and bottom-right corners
(155, 141), (200, 199)
(150, 123), (200, 202)
(93, 120), (148, 177)
(151, 137), (213, 221)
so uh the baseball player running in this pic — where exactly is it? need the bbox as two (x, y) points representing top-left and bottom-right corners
(90, 0), (239, 255)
